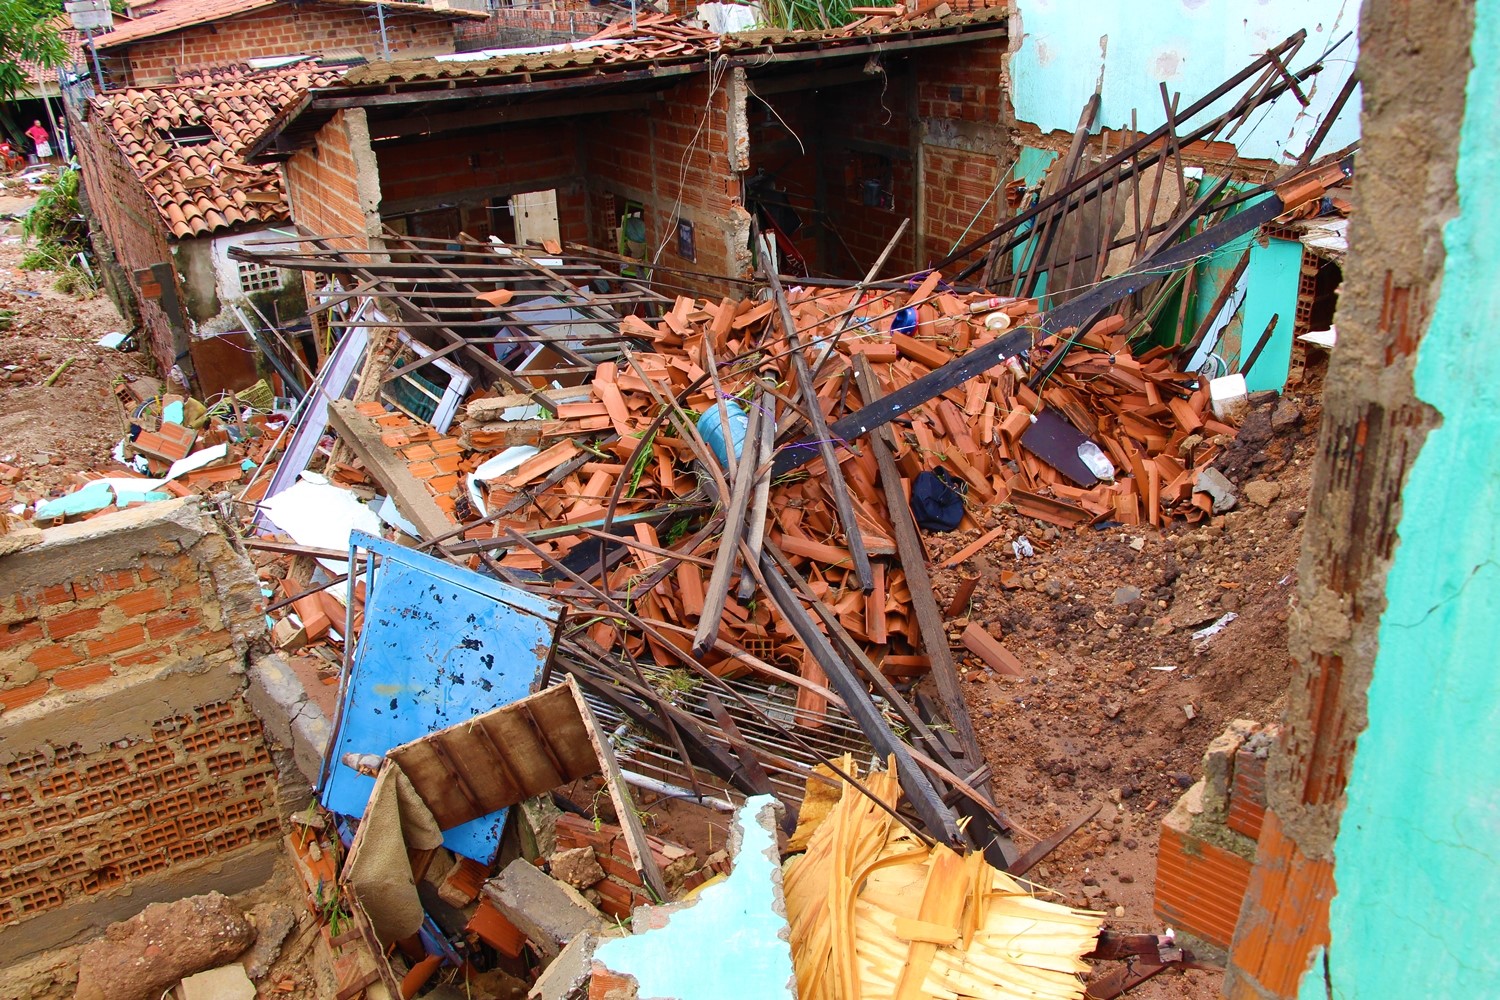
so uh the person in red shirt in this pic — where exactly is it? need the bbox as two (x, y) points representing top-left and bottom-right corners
(25, 120), (51, 161)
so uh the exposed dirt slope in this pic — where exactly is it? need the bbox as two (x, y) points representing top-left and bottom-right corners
(0, 210), (153, 504)
(934, 362), (1325, 997)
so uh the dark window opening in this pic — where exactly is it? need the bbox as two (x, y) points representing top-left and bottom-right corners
(161, 124), (216, 147)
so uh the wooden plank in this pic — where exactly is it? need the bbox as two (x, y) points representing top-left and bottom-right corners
(757, 547), (962, 846)
(387, 682), (598, 830)
(851, 354), (990, 782)
(327, 400), (452, 539)
(692, 399), (765, 656)
(566, 675), (670, 900)
(761, 236), (874, 591)
(737, 390), (777, 602)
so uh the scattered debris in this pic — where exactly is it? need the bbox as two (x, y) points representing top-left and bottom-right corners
(786, 757), (1104, 999)
(1191, 612), (1239, 652)
(74, 893), (256, 1000)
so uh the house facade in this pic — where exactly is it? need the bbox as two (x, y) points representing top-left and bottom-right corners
(93, 0), (486, 88)
(74, 64), (343, 394)
(248, 8), (1016, 291)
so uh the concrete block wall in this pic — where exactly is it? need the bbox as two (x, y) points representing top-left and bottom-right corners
(0, 500), (282, 967)
(118, 6), (463, 87)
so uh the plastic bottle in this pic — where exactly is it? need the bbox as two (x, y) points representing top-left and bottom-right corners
(1076, 440), (1116, 481)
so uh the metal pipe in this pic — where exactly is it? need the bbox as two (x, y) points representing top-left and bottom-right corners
(620, 770), (737, 812)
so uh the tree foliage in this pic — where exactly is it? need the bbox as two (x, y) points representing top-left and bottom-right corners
(0, 0), (66, 105)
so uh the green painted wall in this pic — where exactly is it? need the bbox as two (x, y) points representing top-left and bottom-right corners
(1305, 1), (1500, 995)
(1187, 211), (1303, 393)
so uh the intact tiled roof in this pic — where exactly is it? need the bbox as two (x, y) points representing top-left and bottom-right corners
(92, 65), (342, 239)
(95, 0), (487, 50)
(21, 19), (99, 90)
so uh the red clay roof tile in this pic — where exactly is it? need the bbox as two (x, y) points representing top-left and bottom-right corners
(91, 63), (339, 239)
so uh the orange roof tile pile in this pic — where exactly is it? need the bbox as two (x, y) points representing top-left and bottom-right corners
(432, 274), (1233, 698)
(91, 64), (341, 238)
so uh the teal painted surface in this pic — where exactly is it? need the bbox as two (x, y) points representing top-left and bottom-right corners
(34, 481), (169, 519)
(1182, 191), (1301, 391)
(1010, 146), (1059, 291)
(593, 796), (795, 999)
(1240, 236), (1301, 392)
(1012, 0), (1360, 162)
(1310, 3), (1500, 996)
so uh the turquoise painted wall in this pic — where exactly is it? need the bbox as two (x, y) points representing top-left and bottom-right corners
(1011, 0), (1361, 163)
(1303, 2), (1500, 996)
(592, 796), (796, 999)
(1186, 211), (1302, 393)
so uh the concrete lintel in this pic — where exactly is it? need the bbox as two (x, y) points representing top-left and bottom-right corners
(0, 497), (212, 593)
(921, 117), (1009, 155)
(0, 656), (246, 760)
(0, 840), (278, 968)
(485, 860), (604, 962)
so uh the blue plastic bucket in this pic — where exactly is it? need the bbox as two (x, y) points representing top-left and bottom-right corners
(696, 401), (750, 469)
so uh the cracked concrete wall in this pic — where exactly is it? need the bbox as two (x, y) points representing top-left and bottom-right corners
(1223, 1), (1479, 997)
(1311, 0), (1500, 994)
(1268, 0), (1472, 860)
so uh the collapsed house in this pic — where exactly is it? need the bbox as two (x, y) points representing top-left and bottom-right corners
(0, 5), (1395, 1000)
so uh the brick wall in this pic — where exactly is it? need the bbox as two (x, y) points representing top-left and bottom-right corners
(117, 4), (464, 87)
(286, 107), (381, 252)
(1152, 720), (1274, 958)
(911, 38), (1010, 272)
(454, 6), (611, 50)
(71, 108), (186, 380)
(0, 499), (281, 967)
(821, 75), (918, 274)
(375, 123), (586, 241)
(581, 73), (748, 291)
(738, 35), (1012, 279)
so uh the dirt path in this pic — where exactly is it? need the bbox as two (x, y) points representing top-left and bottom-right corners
(0, 204), (155, 505)
(931, 363), (1324, 997)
